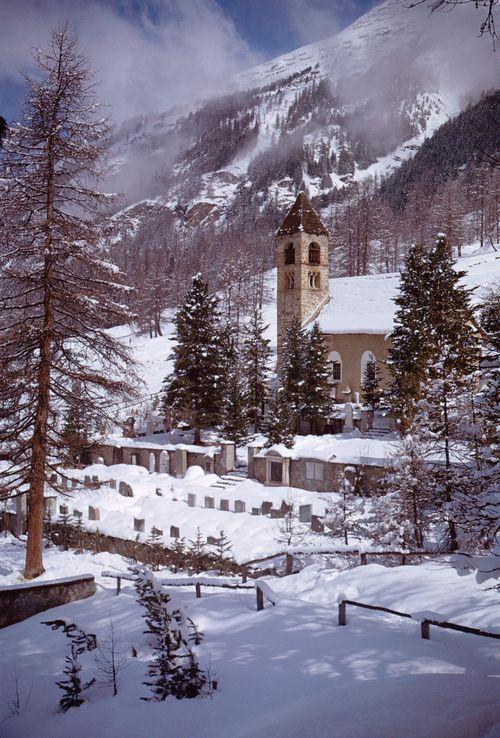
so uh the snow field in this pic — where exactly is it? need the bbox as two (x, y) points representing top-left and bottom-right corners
(1, 540), (499, 738)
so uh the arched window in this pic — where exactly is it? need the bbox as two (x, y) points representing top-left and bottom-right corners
(308, 272), (320, 289)
(360, 351), (376, 384)
(309, 242), (320, 265)
(285, 243), (295, 265)
(286, 272), (295, 289)
(328, 351), (342, 384)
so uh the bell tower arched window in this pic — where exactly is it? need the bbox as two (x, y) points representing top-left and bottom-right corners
(309, 242), (320, 265)
(308, 272), (320, 289)
(284, 243), (295, 265)
(286, 273), (295, 289)
(328, 351), (342, 399)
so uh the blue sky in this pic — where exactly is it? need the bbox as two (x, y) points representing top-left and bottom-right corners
(0, 0), (379, 123)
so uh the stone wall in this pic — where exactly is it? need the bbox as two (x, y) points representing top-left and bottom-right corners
(0, 574), (96, 629)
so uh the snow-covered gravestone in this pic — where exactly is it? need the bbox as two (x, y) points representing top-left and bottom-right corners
(207, 535), (218, 545)
(134, 518), (145, 533)
(261, 501), (273, 515)
(170, 525), (180, 539)
(44, 496), (57, 517)
(234, 500), (246, 513)
(220, 499), (230, 512)
(84, 475), (92, 488)
(204, 496), (215, 509)
(109, 479), (116, 489)
(299, 504), (312, 524)
(149, 452), (156, 474)
(159, 450), (169, 474)
(187, 493), (197, 508)
(88, 506), (100, 521)
(59, 504), (69, 515)
(311, 515), (324, 533)
(119, 480), (133, 497)
(252, 507), (260, 516)
(72, 479), (78, 489)
(91, 475), (99, 486)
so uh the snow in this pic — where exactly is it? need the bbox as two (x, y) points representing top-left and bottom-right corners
(256, 431), (397, 465)
(1, 541), (499, 738)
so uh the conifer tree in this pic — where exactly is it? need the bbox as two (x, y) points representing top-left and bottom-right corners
(216, 530), (233, 574)
(61, 381), (94, 466)
(221, 373), (251, 445)
(241, 308), (271, 428)
(325, 469), (367, 545)
(263, 387), (295, 448)
(386, 242), (434, 431)
(0, 25), (135, 579)
(361, 355), (382, 409)
(147, 527), (164, 571)
(281, 318), (308, 427)
(163, 274), (224, 444)
(57, 644), (96, 712)
(188, 527), (207, 574)
(303, 322), (332, 433)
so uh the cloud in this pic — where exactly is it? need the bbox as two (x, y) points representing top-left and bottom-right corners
(282, 0), (365, 46)
(0, 0), (263, 123)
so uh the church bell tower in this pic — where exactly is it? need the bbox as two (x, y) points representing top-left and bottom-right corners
(276, 192), (330, 358)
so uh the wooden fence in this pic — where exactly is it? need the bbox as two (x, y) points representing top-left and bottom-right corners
(338, 598), (500, 641)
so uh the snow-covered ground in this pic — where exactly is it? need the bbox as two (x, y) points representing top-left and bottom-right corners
(1, 539), (499, 738)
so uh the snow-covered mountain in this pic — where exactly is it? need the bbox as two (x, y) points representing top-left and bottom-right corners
(106, 0), (496, 218)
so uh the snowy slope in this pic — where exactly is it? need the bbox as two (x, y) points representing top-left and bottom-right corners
(1, 539), (499, 738)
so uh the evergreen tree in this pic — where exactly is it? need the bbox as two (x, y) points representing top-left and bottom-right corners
(147, 527), (164, 571)
(361, 355), (382, 409)
(281, 318), (308, 427)
(386, 242), (434, 431)
(241, 308), (271, 428)
(171, 537), (187, 573)
(216, 530), (233, 574)
(188, 527), (207, 574)
(221, 373), (251, 445)
(60, 381), (94, 466)
(263, 387), (295, 448)
(57, 644), (95, 712)
(303, 322), (332, 433)
(164, 274), (224, 444)
(325, 469), (367, 545)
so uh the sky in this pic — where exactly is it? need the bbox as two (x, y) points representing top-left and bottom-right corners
(0, 0), (378, 124)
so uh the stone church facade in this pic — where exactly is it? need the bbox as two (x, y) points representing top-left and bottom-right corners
(276, 192), (391, 403)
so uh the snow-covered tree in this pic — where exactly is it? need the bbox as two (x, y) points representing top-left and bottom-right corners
(0, 25), (135, 579)
(133, 567), (206, 700)
(303, 322), (332, 433)
(325, 469), (367, 545)
(187, 527), (207, 574)
(281, 317), (308, 425)
(361, 355), (382, 409)
(163, 274), (224, 444)
(263, 387), (295, 448)
(241, 308), (271, 429)
(221, 373), (251, 445)
(216, 530), (233, 574)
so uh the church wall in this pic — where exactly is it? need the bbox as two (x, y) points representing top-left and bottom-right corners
(323, 332), (392, 399)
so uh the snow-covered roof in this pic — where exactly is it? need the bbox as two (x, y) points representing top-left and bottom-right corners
(317, 251), (500, 335)
(275, 192), (328, 237)
(255, 433), (397, 465)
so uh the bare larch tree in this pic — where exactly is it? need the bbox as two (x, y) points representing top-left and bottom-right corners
(0, 24), (136, 578)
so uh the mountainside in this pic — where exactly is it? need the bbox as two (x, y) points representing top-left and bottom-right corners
(103, 0), (499, 321)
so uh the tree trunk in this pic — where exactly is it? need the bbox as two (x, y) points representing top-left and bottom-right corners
(194, 427), (201, 445)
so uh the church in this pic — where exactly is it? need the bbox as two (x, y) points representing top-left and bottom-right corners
(275, 191), (391, 405)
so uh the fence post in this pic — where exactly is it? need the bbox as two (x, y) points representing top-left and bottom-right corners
(285, 553), (294, 576)
(116, 576), (121, 596)
(241, 568), (247, 583)
(421, 620), (431, 640)
(401, 554), (407, 566)
(256, 586), (264, 611)
(338, 600), (347, 626)
(195, 582), (201, 599)
(360, 552), (367, 565)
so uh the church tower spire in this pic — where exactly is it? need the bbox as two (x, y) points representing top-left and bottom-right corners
(276, 192), (330, 357)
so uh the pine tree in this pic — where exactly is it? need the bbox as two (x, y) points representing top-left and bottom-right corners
(188, 527), (207, 574)
(241, 308), (271, 428)
(263, 388), (295, 448)
(221, 373), (251, 445)
(170, 537), (187, 573)
(361, 355), (382, 409)
(0, 25), (135, 579)
(216, 530), (233, 575)
(386, 242), (434, 431)
(61, 381), (94, 466)
(163, 274), (224, 444)
(147, 527), (164, 571)
(281, 317), (308, 427)
(57, 644), (95, 712)
(303, 322), (332, 433)
(325, 469), (367, 545)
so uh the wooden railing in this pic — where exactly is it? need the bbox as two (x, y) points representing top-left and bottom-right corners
(338, 599), (500, 641)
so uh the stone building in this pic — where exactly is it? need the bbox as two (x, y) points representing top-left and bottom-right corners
(276, 191), (392, 403)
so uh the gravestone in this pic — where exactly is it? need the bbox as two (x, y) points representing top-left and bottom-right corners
(109, 479), (116, 489)
(187, 493), (197, 508)
(134, 518), (145, 533)
(60, 477), (68, 490)
(59, 504), (69, 515)
(219, 499), (229, 512)
(119, 480), (133, 497)
(44, 496), (57, 516)
(207, 535), (218, 545)
(270, 508), (283, 519)
(310, 515), (324, 533)
(234, 500), (246, 513)
(151, 526), (163, 537)
(49, 473), (58, 485)
(251, 507), (260, 516)
(91, 475), (99, 485)
(16, 493), (28, 536)
(261, 501), (273, 515)
(204, 496), (215, 509)
(280, 500), (293, 516)
(299, 504), (312, 524)
(84, 475), (92, 488)
(72, 479), (78, 489)
(344, 402), (354, 431)
(73, 509), (82, 518)
(88, 506), (100, 521)
(170, 525), (180, 539)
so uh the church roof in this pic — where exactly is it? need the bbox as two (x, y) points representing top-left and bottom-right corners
(275, 192), (329, 237)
